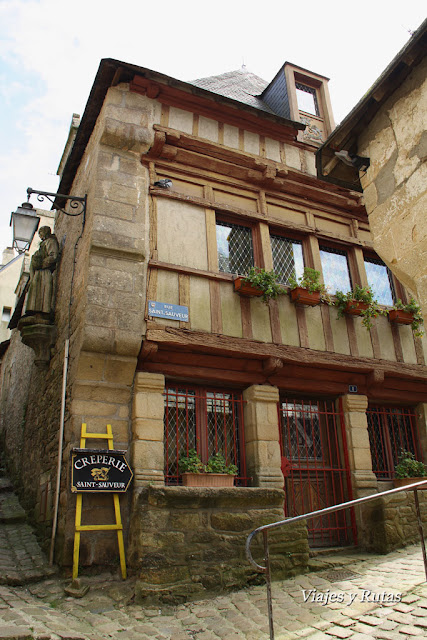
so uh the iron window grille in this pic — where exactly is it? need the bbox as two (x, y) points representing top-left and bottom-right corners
(367, 406), (420, 480)
(216, 219), (254, 275)
(364, 256), (396, 306)
(164, 385), (247, 485)
(319, 245), (352, 294)
(270, 235), (304, 285)
(279, 398), (355, 547)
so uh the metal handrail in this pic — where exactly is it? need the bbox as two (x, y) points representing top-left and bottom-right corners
(246, 480), (427, 640)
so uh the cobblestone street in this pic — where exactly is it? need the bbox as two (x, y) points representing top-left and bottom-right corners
(0, 544), (426, 640)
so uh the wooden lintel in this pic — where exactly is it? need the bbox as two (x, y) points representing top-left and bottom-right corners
(144, 326), (427, 383)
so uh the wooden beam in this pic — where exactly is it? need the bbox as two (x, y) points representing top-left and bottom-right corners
(145, 326), (427, 382)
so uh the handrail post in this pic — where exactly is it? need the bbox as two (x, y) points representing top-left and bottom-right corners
(413, 489), (427, 580)
(263, 530), (275, 640)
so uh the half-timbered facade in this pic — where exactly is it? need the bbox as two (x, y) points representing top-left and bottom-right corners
(1, 57), (426, 597)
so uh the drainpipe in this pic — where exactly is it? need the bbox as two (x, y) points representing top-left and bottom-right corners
(49, 338), (69, 565)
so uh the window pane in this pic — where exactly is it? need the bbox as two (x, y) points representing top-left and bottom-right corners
(295, 83), (319, 116)
(271, 235), (304, 285)
(319, 246), (351, 294)
(216, 220), (254, 275)
(364, 257), (395, 306)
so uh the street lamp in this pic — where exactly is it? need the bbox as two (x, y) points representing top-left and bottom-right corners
(10, 187), (87, 254)
(10, 202), (40, 254)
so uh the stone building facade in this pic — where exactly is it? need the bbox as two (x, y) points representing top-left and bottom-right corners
(317, 19), (427, 320)
(1, 52), (426, 600)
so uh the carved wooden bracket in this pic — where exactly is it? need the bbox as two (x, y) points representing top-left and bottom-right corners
(262, 356), (283, 377)
(130, 76), (161, 99)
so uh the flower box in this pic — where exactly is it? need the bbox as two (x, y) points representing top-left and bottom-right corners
(290, 287), (321, 306)
(181, 473), (235, 487)
(393, 477), (427, 490)
(344, 300), (369, 316)
(388, 309), (414, 325)
(233, 277), (263, 298)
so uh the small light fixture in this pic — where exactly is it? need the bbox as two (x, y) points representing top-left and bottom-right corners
(335, 150), (370, 172)
(10, 202), (40, 254)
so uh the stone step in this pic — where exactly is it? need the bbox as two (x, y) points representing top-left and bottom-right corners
(0, 478), (13, 493)
(0, 493), (26, 524)
(0, 627), (34, 640)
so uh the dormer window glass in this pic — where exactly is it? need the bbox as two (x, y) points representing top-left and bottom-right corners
(295, 83), (319, 117)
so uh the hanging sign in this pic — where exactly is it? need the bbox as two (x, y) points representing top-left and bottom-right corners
(148, 300), (189, 321)
(71, 449), (133, 493)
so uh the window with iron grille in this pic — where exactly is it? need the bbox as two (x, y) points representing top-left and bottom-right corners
(364, 256), (396, 306)
(270, 235), (304, 285)
(319, 246), (352, 294)
(367, 406), (419, 479)
(216, 219), (254, 275)
(164, 385), (246, 485)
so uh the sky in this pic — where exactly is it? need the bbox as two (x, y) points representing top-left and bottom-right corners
(0, 0), (425, 256)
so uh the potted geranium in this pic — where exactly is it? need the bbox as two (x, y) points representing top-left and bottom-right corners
(334, 285), (384, 329)
(393, 450), (427, 488)
(179, 449), (238, 487)
(288, 267), (330, 306)
(234, 267), (285, 303)
(388, 298), (424, 337)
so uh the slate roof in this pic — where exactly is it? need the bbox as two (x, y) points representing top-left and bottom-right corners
(190, 68), (274, 114)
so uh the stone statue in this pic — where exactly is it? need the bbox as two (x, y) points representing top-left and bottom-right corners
(24, 226), (59, 317)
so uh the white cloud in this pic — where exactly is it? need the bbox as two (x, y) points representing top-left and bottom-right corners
(0, 0), (425, 254)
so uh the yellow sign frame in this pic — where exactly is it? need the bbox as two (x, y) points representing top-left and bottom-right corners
(72, 423), (126, 579)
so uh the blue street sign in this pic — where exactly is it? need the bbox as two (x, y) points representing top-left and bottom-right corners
(148, 301), (189, 321)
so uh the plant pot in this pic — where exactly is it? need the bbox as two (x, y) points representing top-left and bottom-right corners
(393, 477), (427, 489)
(233, 277), (263, 298)
(181, 473), (235, 487)
(290, 287), (321, 306)
(388, 309), (414, 325)
(344, 300), (369, 316)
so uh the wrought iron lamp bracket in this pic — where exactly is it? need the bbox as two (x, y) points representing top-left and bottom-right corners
(27, 188), (87, 221)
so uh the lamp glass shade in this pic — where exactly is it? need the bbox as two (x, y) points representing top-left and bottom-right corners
(10, 205), (40, 253)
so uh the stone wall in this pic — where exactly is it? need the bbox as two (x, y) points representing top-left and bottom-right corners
(358, 56), (427, 320)
(128, 487), (309, 604)
(360, 489), (427, 553)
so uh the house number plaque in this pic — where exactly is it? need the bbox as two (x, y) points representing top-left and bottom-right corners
(71, 448), (133, 493)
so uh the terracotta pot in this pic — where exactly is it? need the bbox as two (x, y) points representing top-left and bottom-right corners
(393, 477), (427, 489)
(233, 277), (263, 298)
(344, 300), (369, 316)
(290, 287), (321, 306)
(181, 473), (235, 487)
(388, 309), (414, 325)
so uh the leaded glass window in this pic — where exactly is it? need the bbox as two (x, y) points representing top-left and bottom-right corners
(216, 220), (254, 275)
(271, 235), (304, 285)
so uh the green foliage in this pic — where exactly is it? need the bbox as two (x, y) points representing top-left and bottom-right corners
(288, 267), (330, 302)
(242, 267), (285, 303)
(205, 452), (238, 475)
(394, 450), (427, 478)
(178, 449), (205, 473)
(179, 449), (237, 475)
(334, 285), (384, 330)
(392, 298), (424, 337)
